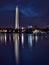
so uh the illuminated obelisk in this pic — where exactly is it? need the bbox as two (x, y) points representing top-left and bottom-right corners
(15, 6), (19, 65)
(15, 6), (19, 29)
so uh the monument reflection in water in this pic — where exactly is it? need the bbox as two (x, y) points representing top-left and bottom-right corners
(0, 33), (39, 47)
(0, 33), (39, 46)
(0, 33), (49, 65)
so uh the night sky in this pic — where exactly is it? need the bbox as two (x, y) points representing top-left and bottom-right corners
(0, 0), (49, 28)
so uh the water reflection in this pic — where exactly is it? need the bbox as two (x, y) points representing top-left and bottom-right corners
(0, 33), (2, 43)
(4, 33), (7, 45)
(27, 34), (39, 47)
(0, 33), (48, 47)
(0, 33), (49, 65)
(45, 36), (47, 39)
(13, 33), (15, 42)
(28, 34), (33, 47)
(14, 34), (19, 65)
(35, 34), (38, 43)
(9, 34), (11, 42)
(21, 33), (24, 48)
(41, 36), (43, 39)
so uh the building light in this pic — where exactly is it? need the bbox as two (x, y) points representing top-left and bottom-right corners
(28, 25), (32, 29)
(33, 29), (39, 33)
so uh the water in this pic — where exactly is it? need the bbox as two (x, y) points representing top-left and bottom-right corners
(0, 33), (49, 65)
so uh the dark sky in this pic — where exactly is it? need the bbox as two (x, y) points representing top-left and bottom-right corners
(0, 0), (49, 28)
